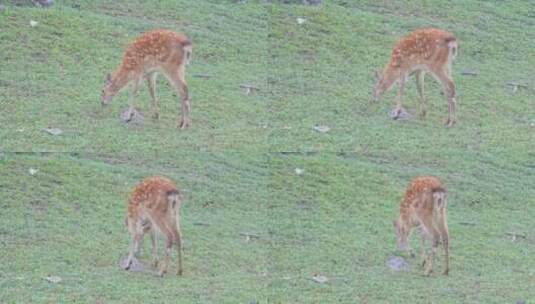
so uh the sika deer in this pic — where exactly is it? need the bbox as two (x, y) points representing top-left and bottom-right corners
(373, 28), (458, 126)
(394, 176), (450, 276)
(123, 176), (184, 276)
(101, 29), (193, 129)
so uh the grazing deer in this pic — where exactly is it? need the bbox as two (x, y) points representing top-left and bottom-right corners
(101, 29), (193, 129)
(394, 176), (450, 276)
(373, 28), (458, 126)
(123, 176), (184, 276)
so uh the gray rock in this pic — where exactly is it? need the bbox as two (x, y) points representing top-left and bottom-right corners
(120, 256), (144, 272)
(387, 256), (410, 271)
(303, 0), (322, 5)
(32, 0), (54, 7)
(389, 107), (412, 120)
(120, 107), (144, 124)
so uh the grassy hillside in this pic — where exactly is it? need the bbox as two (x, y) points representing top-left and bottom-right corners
(1, 1), (534, 303)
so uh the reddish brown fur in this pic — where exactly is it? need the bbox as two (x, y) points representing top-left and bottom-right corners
(394, 176), (450, 276)
(124, 176), (184, 276)
(101, 29), (193, 129)
(373, 28), (458, 126)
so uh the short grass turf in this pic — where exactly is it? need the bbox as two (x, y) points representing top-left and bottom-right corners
(0, 0), (534, 303)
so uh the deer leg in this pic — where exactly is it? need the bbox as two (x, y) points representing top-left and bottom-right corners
(442, 232), (450, 275)
(446, 60), (453, 78)
(175, 230), (183, 276)
(150, 229), (159, 268)
(164, 66), (190, 129)
(416, 71), (426, 118)
(177, 67), (190, 129)
(424, 235), (440, 276)
(393, 75), (406, 119)
(164, 218), (183, 275)
(128, 76), (142, 111)
(418, 217), (438, 275)
(434, 68), (456, 127)
(448, 96), (457, 127)
(439, 216), (450, 275)
(159, 233), (173, 277)
(146, 72), (159, 120)
(124, 225), (143, 270)
(420, 233), (427, 267)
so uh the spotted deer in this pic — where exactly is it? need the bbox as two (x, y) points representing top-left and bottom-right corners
(123, 176), (184, 276)
(101, 29), (193, 129)
(373, 28), (458, 126)
(394, 176), (450, 276)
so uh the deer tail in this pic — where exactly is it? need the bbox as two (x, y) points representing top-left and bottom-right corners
(167, 189), (183, 212)
(445, 36), (458, 61)
(432, 187), (448, 210)
(167, 190), (182, 231)
(181, 39), (192, 66)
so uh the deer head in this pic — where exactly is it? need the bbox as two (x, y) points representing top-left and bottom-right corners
(372, 66), (398, 102)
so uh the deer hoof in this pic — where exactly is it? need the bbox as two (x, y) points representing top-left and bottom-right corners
(393, 109), (401, 120)
(179, 120), (190, 129)
(177, 269), (183, 276)
(123, 261), (132, 270)
(121, 258), (133, 270)
(445, 118), (456, 127)
(390, 107), (408, 120)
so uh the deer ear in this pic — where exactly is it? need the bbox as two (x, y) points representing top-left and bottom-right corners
(106, 73), (112, 84)
(374, 70), (381, 81)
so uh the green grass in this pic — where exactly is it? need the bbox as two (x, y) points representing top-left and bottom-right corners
(1, 0), (534, 303)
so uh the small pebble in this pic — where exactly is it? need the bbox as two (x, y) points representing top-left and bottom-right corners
(311, 274), (328, 284)
(44, 275), (62, 284)
(389, 107), (412, 120)
(313, 125), (330, 133)
(120, 107), (144, 124)
(44, 128), (63, 136)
